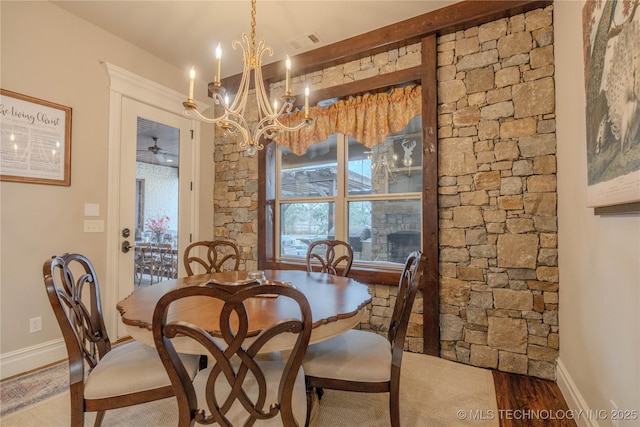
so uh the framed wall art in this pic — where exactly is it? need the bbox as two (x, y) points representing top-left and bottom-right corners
(0, 89), (72, 186)
(582, 1), (640, 214)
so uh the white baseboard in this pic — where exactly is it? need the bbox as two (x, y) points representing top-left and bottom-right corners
(557, 357), (601, 427)
(0, 338), (66, 380)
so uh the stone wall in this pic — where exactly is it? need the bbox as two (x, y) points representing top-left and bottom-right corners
(437, 6), (557, 380)
(212, 6), (557, 380)
(213, 144), (260, 272)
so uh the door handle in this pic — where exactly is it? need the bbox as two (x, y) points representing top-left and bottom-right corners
(121, 240), (135, 253)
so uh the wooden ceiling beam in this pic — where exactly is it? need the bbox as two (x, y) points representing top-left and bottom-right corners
(216, 0), (552, 91)
(288, 66), (422, 108)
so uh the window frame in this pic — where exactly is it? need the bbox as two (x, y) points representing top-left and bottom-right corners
(275, 132), (423, 269)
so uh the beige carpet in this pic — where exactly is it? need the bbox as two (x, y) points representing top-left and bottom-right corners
(1, 353), (498, 426)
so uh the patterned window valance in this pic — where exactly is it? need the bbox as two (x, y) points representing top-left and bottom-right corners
(278, 85), (422, 155)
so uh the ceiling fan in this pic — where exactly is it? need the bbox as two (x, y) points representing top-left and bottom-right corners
(137, 137), (175, 163)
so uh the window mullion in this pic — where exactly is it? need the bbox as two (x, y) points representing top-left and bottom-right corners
(335, 134), (347, 243)
(275, 146), (282, 260)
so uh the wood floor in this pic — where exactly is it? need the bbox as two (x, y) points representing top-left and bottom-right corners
(493, 370), (577, 427)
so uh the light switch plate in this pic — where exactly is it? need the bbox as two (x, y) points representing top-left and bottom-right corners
(84, 219), (104, 232)
(84, 203), (100, 217)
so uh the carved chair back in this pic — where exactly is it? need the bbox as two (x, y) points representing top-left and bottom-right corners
(153, 282), (312, 426)
(305, 239), (354, 277)
(388, 250), (426, 356)
(183, 240), (240, 276)
(43, 253), (111, 379)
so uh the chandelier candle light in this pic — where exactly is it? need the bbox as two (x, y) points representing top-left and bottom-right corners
(183, 0), (311, 156)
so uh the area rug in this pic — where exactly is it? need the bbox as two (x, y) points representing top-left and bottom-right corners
(0, 362), (69, 417)
(1, 352), (498, 426)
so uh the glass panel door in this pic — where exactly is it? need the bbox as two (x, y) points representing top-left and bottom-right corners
(134, 117), (180, 288)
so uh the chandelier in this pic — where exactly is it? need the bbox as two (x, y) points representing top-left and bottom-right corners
(183, 0), (311, 156)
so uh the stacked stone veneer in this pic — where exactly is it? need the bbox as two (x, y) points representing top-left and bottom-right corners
(437, 6), (557, 380)
(212, 6), (557, 379)
(213, 146), (260, 272)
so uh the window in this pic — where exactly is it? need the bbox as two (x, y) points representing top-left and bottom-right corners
(277, 115), (423, 267)
(135, 178), (145, 239)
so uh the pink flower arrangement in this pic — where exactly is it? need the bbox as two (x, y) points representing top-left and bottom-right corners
(147, 215), (170, 234)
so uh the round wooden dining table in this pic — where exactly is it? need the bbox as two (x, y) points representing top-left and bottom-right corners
(116, 269), (372, 354)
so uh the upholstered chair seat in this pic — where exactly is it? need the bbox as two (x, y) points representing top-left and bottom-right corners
(301, 330), (391, 383)
(84, 340), (199, 400)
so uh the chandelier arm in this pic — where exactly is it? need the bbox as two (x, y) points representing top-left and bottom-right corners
(215, 89), (242, 123)
(227, 119), (251, 144)
(257, 128), (279, 143)
(253, 41), (274, 118)
(272, 118), (310, 133)
(229, 36), (252, 114)
(225, 109), (251, 134)
(254, 118), (309, 145)
(212, 92), (234, 122)
(253, 117), (278, 143)
(184, 108), (250, 143)
(254, 78), (273, 119)
(184, 108), (218, 124)
(281, 100), (295, 115)
(275, 101), (293, 116)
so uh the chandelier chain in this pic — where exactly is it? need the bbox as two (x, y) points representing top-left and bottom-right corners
(250, 0), (257, 63)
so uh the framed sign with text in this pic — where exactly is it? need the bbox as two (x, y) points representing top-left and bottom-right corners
(0, 89), (72, 186)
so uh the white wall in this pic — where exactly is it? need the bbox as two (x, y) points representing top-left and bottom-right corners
(554, 1), (640, 422)
(136, 162), (179, 234)
(0, 1), (214, 377)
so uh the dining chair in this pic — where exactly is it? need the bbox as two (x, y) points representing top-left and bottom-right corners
(305, 239), (354, 277)
(134, 242), (155, 285)
(183, 240), (240, 276)
(155, 243), (177, 280)
(43, 253), (200, 427)
(152, 281), (313, 427)
(302, 250), (426, 427)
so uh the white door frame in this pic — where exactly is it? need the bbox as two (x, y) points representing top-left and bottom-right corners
(103, 63), (207, 339)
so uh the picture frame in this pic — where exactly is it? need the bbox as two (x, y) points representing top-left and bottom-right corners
(582, 2), (640, 215)
(0, 89), (72, 186)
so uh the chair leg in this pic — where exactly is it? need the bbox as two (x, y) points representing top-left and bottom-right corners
(315, 387), (324, 400)
(389, 392), (400, 427)
(305, 378), (314, 427)
(70, 406), (84, 427)
(199, 355), (208, 370)
(68, 387), (85, 427)
(94, 410), (106, 427)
